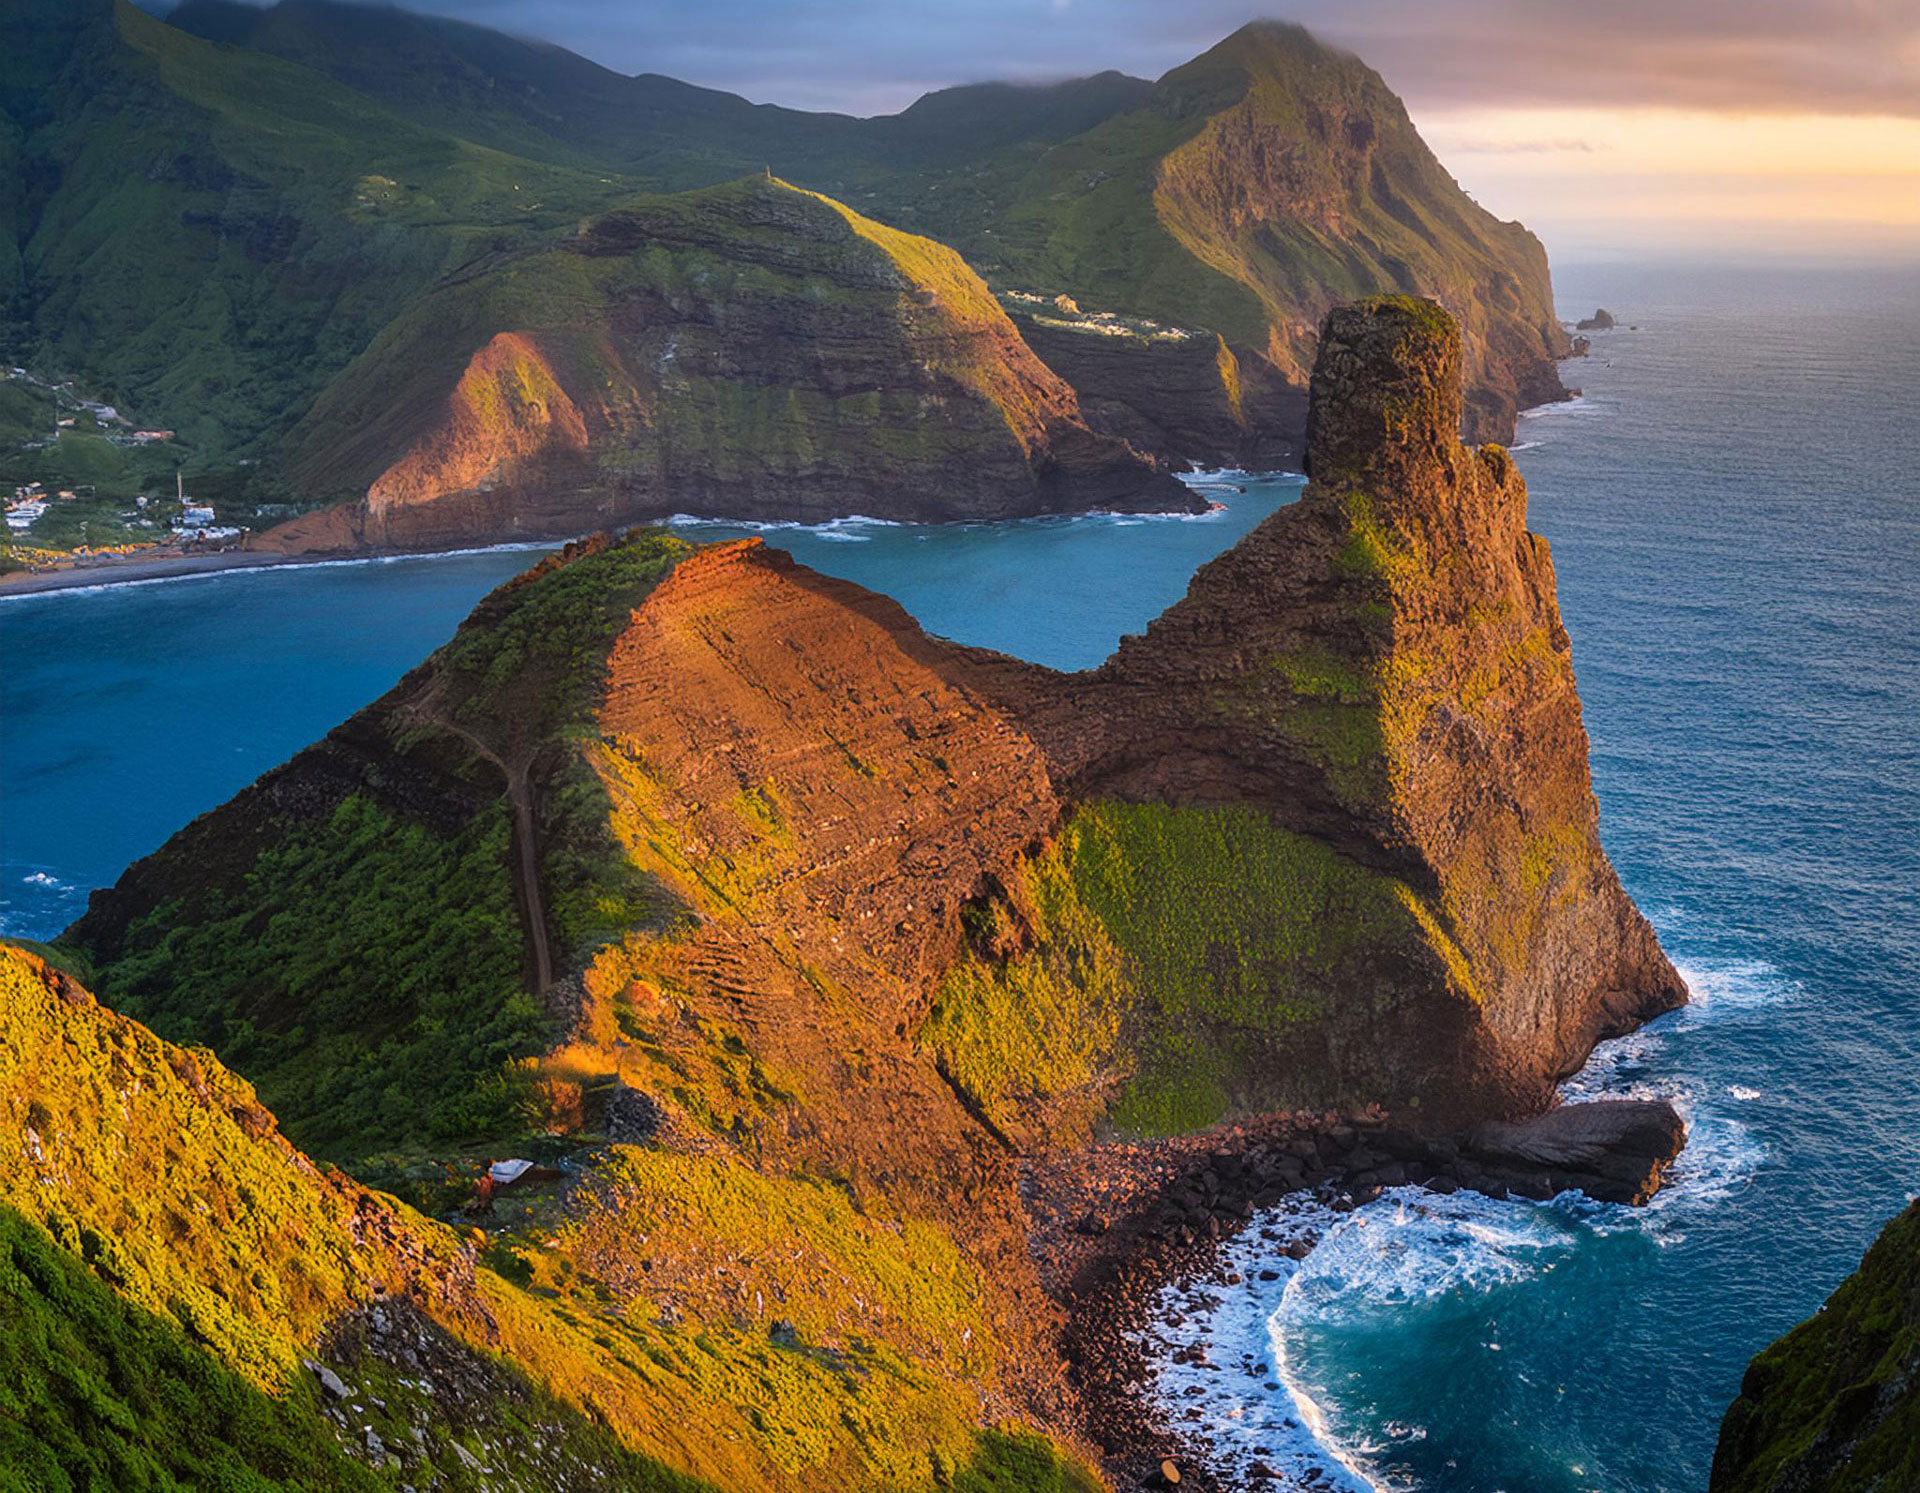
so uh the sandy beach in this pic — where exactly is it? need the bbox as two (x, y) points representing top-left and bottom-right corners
(0, 549), (313, 597)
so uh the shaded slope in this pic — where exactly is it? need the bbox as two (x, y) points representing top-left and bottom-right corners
(1, 0), (638, 475)
(169, 0), (1150, 180)
(173, 4), (1566, 465)
(1713, 1201), (1920, 1493)
(262, 175), (1187, 548)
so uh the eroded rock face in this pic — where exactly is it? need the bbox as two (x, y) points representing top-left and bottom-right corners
(1013, 319), (1309, 473)
(1466, 1101), (1687, 1205)
(979, 296), (1684, 1120)
(263, 177), (1193, 554)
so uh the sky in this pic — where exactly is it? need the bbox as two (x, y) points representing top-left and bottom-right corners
(204, 0), (1920, 262)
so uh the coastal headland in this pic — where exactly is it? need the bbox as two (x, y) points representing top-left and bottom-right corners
(36, 298), (1686, 1490)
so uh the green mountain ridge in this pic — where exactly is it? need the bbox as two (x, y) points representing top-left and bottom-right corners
(5, 0), (1571, 541)
(257, 173), (1188, 547)
(1, 0), (641, 511)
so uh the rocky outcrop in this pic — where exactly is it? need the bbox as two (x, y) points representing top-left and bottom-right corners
(1712, 1200), (1920, 1493)
(1013, 318), (1308, 472)
(82, 293), (1680, 1148)
(66, 297), (1680, 1487)
(1577, 308), (1617, 331)
(1465, 1100), (1685, 1204)
(959, 296), (1682, 1123)
(263, 176), (1192, 553)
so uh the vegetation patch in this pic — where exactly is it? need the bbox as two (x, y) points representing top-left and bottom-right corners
(0, 1206), (382, 1493)
(923, 802), (1467, 1138)
(82, 792), (539, 1163)
(1714, 1202), (1920, 1493)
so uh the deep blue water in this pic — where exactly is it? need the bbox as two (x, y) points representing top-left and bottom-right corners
(1, 262), (1915, 1490)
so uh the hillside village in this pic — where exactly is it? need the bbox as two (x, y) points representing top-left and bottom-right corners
(0, 365), (249, 572)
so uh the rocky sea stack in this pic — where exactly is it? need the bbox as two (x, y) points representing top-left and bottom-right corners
(48, 298), (1682, 1489)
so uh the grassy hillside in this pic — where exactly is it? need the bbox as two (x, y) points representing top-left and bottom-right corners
(266, 175), (1176, 536)
(66, 531), (693, 1166)
(3, 0), (637, 487)
(1713, 1201), (1920, 1492)
(922, 800), (1475, 1139)
(182, 8), (1566, 444)
(9, 0), (1568, 505)
(0, 943), (1092, 1493)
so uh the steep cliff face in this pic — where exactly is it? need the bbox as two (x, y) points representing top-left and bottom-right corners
(261, 176), (1190, 552)
(1712, 1201), (1920, 1493)
(1145, 25), (1570, 445)
(908, 23), (1572, 464)
(63, 299), (1674, 1484)
(939, 296), (1678, 1127)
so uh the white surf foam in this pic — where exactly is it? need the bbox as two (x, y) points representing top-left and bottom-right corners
(1143, 948), (1794, 1486)
(0, 540), (560, 606)
(1139, 1196), (1384, 1492)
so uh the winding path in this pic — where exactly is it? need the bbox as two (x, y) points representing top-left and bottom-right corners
(402, 699), (556, 995)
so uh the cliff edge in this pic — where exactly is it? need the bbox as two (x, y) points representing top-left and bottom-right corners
(262, 176), (1191, 552)
(65, 298), (1681, 1487)
(1713, 1200), (1920, 1493)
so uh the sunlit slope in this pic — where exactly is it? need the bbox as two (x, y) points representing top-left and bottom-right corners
(1, 0), (638, 471)
(50, 305), (1678, 1491)
(0, 941), (1096, 1492)
(263, 175), (1182, 544)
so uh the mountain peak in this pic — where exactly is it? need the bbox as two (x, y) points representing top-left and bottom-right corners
(1305, 295), (1465, 487)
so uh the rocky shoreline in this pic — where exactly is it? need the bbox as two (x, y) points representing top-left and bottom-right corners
(1031, 1099), (1686, 1491)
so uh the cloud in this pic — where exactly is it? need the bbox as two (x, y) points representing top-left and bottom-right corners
(321, 0), (1919, 120)
(1447, 138), (1600, 155)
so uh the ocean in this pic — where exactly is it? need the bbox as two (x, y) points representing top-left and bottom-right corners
(1143, 262), (1920, 1490)
(2, 261), (1915, 1490)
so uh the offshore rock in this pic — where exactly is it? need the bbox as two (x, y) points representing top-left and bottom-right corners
(1465, 1100), (1686, 1204)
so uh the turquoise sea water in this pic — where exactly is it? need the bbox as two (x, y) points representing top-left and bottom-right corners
(1, 263), (1914, 1489)
(0, 483), (1299, 935)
